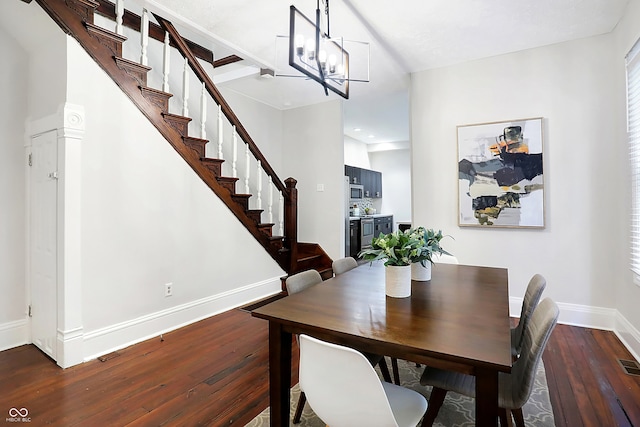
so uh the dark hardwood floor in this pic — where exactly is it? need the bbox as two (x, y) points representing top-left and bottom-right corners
(1, 307), (639, 426)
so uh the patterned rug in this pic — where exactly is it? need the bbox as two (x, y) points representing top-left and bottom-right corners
(245, 358), (555, 426)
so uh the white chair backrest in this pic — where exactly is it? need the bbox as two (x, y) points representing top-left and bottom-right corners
(332, 257), (358, 275)
(299, 334), (400, 427)
(285, 270), (323, 295)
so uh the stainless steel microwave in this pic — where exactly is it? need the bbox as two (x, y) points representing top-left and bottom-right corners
(350, 184), (364, 200)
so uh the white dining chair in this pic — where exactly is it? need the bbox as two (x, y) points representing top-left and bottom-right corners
(332, 256), (358, 275)
(432, 253), (459, 264)
(285, 269), (396, 423)
(299, 334), (428, 427)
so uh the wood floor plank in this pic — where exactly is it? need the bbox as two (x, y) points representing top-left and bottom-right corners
(0, 308), (637, 426)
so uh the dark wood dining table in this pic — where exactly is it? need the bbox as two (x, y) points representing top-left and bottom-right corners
(251, 262), (512, 426)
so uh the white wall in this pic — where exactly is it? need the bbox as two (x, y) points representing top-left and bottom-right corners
(611, 0), (640, 350)
(283, 101), (345, 259)
(411, 31), (624, 320)
(369, 148), (412, 224)
(65, 39), (284, 336)
(0, 26), (28, 349)
(344, 135), (371, 169)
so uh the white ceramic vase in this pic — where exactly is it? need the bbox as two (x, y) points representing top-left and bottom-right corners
(385, 265), (412, 298)
(411, 262), (432, 281)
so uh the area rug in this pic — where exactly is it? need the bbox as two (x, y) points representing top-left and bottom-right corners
(245, 358), (555, 426)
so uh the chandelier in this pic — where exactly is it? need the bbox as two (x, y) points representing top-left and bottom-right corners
(275, 0), (370, 99)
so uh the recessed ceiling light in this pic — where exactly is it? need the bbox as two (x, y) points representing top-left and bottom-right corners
(368, 134), (375, 138)
(354, 128), (362, 132)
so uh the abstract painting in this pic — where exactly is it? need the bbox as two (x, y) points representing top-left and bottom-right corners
(457, 118), (544, 228)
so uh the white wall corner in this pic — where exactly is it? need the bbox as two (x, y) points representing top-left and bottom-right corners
(56, 326), (84, 368)
(80, 276), (282, 364)
(0, 319), (29, 352)
(614, 311), (640, 363)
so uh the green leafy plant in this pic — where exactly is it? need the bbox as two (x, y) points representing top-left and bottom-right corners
(358, 227), (452, 267)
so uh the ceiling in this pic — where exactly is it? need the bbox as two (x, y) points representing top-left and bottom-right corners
(5, 0), (631, 145)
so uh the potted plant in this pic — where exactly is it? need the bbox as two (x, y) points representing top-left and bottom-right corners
(358, 228), (452, 296)
(407, 227), (452, 281)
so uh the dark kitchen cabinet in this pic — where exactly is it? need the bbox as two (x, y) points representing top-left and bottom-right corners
(345, 165), (382, 198)
(349, 219), (360, 258)
(345, 165), (362, 185)
(374, 215), (393, 237)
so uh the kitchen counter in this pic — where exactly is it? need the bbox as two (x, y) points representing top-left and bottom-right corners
(349, 214), (392, 220)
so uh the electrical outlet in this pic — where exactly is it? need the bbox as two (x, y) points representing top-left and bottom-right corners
(165, 283), (173, 297)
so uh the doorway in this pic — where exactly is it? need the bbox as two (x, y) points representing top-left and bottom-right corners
(29, 130), (58, 360)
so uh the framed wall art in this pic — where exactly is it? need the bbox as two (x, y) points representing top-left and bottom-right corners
(457, 117), (544, 228)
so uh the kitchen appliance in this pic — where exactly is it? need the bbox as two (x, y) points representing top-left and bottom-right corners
(360, 217), (374, 249)
(349, 184), (364, 200)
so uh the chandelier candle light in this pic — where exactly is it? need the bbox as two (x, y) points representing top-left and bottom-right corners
(276, 0), (370, 99)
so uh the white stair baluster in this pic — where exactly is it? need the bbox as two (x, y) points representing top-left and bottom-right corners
(268, 176), (274, 224)
(217, 105), (223, 160)
(279, 191), (284, 235)
(162, 31), (170, 92)
(115, 0), (124, 35)
(200, 83), (207, 139)
(140, 9), (149, 65)
(257, 161), (263, 210)
(244, 145), (250, 194)
(182, 58), (189, 116)
(232, 126), (238, 178)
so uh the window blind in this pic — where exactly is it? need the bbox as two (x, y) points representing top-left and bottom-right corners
(627, 39), (640, 281)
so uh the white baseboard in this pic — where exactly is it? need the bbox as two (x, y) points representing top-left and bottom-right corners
(614, 312), (640, 363)
(0, 319), (29, 352)
(81, 276), (282, 363)
(510, 297), (640, 362)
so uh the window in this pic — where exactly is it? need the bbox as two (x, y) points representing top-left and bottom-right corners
(627, 39), (640, 283)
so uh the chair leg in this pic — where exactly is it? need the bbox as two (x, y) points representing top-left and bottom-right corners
(499, 408), (513, 427)
(391, 357), (401, 385)
(378, 357), (393, 383)
(512, 408), (525, 427)
(293, 391), (307, 424)
(420, 387), (447, 427)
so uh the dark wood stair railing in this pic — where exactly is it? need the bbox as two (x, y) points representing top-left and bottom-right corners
(32, 0), (333, 277)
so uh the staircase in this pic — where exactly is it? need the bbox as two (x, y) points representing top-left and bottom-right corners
(33, 0), (333, 280)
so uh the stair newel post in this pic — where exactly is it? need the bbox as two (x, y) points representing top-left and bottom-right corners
(140, 9), (149, 66)
(244, 144), (251, 194)
(257, 160), (263, 210)
(217, 105), (223, 159)
(162, 31), (170, 92)
(232, 126), (238, 178)
(284, 178), (298, 272)
(115, 0), (124, 35)
(182, 58), (189, 116)
(200, 83), (207, 139)
(268, 176), (274, 225)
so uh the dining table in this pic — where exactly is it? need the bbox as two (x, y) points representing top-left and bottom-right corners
(251, 261), (512, 426)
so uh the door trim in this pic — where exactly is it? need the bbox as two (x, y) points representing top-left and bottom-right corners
(26, 103), (85, 368)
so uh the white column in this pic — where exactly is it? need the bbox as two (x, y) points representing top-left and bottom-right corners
(140, 9), (149, 66)
(200, 83), (207, 139)
(182, 58), (189, 116)
(217, 105), (223, 159)
(232, 126), (238, 178)
(268, 176), (274, 224)
(115, 0), (124, 35)
(244, 144), (250, 194)
(162, 32), (170, 93)
(256, 161), (263, 210)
